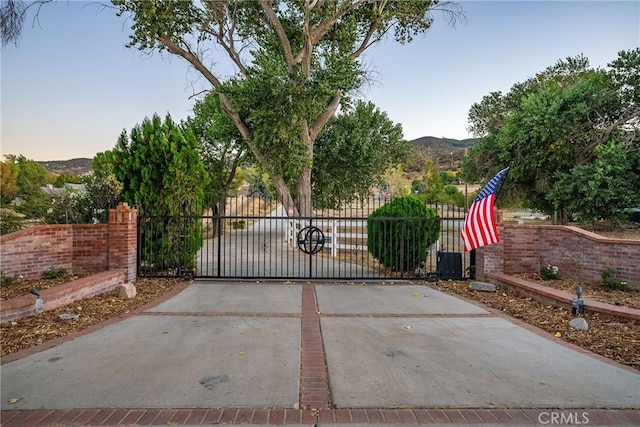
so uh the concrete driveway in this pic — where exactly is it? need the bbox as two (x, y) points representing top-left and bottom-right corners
(1, 281), (638, 426)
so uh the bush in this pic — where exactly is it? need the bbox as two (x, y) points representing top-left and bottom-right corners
(0, 209), (25, 235)
(42, 267), (70, 279)
(1, 271), (22, 286)
(539, 265), (559, 280)
(600, 268), (633, 292)
(367, 195), (440, 272)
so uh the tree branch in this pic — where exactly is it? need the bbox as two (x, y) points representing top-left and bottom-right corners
(200, 0), (248, 76)
(299, 0), (368, 62)
(349, 17), (387, 60)
(157, 35), (223, 87)
(258, 0), (296, 69)
(309, 89), (342, 141)
(578, 105), (640, 162)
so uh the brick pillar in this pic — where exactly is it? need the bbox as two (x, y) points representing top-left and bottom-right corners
(476, 210), (504, 281)
(108, 202), (137, 283)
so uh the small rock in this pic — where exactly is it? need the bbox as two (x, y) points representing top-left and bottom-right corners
(469, 281), (496, 292)
(118, 283), (137, 299)
(569, 318), (589, 331)
(58, 313), (79, 321)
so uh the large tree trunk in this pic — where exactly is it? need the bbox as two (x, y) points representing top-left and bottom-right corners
(296, 167), (313, 217)
(271, 174), (297, 216)
(295, 125), (315, 218)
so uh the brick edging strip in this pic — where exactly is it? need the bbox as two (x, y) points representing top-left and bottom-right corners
(1, 407), (638, 425)
(299, 283), (332, 409)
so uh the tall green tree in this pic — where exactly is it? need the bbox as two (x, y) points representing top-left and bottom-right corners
(2, 154), (51, 218)
(312, 101), (409, 209)
(420, 158), (443, 203)
(462, 50), (640, 224)
(112, 0), (462, 216)
(547, 141), (640, 226)
(111, 113), (209, 273)
(183, 91), (248, 216)
(0, 161), (19, 204)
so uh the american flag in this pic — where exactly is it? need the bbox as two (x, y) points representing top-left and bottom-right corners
(461, 167), (510, 252)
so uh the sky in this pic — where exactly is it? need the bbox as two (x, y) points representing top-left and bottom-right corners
(1, 1), (639, 162)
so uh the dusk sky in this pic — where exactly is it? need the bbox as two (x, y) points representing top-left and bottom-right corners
(1, 1), (639, 161)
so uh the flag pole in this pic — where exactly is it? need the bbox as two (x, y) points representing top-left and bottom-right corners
(494, 162), (514, 204)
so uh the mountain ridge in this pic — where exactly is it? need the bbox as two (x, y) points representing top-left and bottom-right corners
(37, 137), (478, 175)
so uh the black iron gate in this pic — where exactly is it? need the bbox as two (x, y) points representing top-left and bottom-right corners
(137, 197), (473, 280)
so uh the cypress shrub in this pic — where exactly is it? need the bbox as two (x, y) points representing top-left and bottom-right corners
(367, 195), (440, 272)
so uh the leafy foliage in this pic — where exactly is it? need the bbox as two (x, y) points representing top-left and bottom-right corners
(52, 173), (82, 187)
(600, 268), (633, 292)
(547, 142), (640, 226)
(312, 101), (409, 209)
(539, 265), (559, 280)
(462, 50), (640, 224)
(244, 167), (277, 201)
(111, 114), (209, 273)
(2, 154), (52, 218)
(0, 161), (19, 204)
(111, 0), (462, 215)
(0, 271), (22, 286)
(42, 267), (70, 280)
(0, 210), (25, 236)
(183, 91), (248, 211)
(367, 196), (440, 272)
(419, 158), (444, 203)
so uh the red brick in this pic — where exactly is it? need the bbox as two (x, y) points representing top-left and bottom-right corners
(235, 408), (253, 424)
(120, 409), (146, 425)
(169, 409), (192, 425)
(86, 409), (114, 425)
(218, 409), (238, 424)
(251, 408), (270, 424)
(201, 408), (223, 424)
(397, 409), (418, 423)
(102, 409), (129, 425)
(151, 409), (176, 425)
(412, 409), (433, 423)
(269, 408), (285, 424)
(350, 409), (368, 422)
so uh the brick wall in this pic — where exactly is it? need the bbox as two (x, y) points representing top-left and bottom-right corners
(1, 226), (74, 280)
(0, 203), (137, 281)
(478, 212), (640, 289)
(108, 203), (137, 282)
(71, 224), (109, 275)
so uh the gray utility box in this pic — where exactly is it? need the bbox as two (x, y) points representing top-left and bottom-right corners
(437, 251), (462, 280)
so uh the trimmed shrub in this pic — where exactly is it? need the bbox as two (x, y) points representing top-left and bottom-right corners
(539, 265), (559, 280)
(600, 268), (633, 292)
(367, 195), (440, 272)
(42, 267), (70, 279)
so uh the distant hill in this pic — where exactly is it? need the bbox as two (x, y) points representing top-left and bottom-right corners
(411, 136), (479, 150)
(408, 136), (479, 172)
(37, 136), (479, 176)
(38, 158), (93, 176)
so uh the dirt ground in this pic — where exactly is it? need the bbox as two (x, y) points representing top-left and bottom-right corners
(1, 274), (639, 371)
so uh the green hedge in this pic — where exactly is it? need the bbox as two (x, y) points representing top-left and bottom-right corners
(367, 195), (440, 272)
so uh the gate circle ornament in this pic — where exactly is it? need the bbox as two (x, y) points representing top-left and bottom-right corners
(297, 226), (325, 255)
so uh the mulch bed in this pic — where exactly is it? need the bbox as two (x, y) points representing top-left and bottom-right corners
(514, 272), (640, 310)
